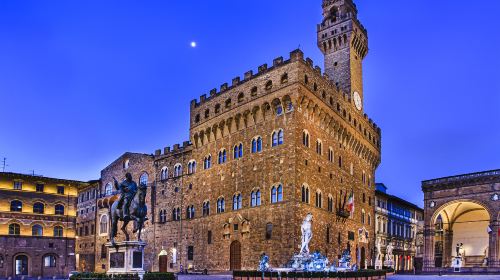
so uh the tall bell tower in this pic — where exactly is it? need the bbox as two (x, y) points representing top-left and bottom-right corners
(317, 0), (368, 111)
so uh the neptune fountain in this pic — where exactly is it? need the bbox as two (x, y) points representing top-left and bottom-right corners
(261, 213), (356, 272)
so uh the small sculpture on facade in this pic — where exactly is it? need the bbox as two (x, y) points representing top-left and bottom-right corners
(300, 213), (313, 255)
(258, 253), (270, 272)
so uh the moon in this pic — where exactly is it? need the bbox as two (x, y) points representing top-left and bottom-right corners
(190, 41), (197, 48)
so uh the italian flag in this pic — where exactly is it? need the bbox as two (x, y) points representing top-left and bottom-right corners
(347, 190), (355, 213)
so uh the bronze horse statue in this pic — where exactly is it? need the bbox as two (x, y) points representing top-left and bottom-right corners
(109, 177), (148, 246)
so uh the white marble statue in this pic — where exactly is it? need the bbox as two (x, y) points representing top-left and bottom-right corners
(386, 242), (394, 261)
(300, 213), (313, 255)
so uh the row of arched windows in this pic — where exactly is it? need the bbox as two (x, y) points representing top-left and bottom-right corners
(302, 130), (350, 171)
(301, 185), (334, 212)
(10, 200), (65, 215)
(159, 130), (286, 177)
(8, 223), (64, 237)
(159, 186), (285, 222)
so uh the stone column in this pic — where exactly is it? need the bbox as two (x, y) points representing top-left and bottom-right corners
(444, 230), (453, 268)
(423, 226), (435, 270)
(489, 221), (500, 268)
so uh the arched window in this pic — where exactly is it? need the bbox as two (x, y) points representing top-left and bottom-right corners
(100, 215), (108, 234)
(188, 161), (196, 174)
(272, 129), (284, 147)
(217, 197), (225, 213)
(251, 190), (261, 207)
(187, 206), (195, 219)
(361, 209), (366, 224)
(53, 226), (63, 237)
(238, 92), (245, 103)
(101, 244), (107, 259)
(271, 184), (283, 203)
(172, 208), (181, 221)
(202, 201), (210, 216)
(301, 185), (310, 204)
(315, 190), (322, 208)
(368, 214), (372, 226)
(281, 73), (288, 84)
(316, 140), (323, 155)
(10, 200), (22, 212)
(232, 194), (242, 210)
(105, 183), (113, 196)
(252, 137), (263, 153)
(338, 155), (343, 168)
(173, 164), (182, 177)
(140, 172), (149, 186)
(32, 224), (43, 236)
(234, 143), (243, 159)
(54, 204), (64, 215)
(302, 131), (310, 147)
(123, 159), (130, 169)
(328, 148), (334, 162)
(33, 202), (44, 214)
(328, 195), (334, 212)
(204, 155), (212, 169)
(265, 223), (273, 240)
(275, 104), (283, 116)
(43, 255), (56, 267)
(218, 150), (227, 164)
(160, 167), (168, 180)
(9, 223), (20, 235)
(265, 80), (273, 90)
(350, 163), (354, 176)
(159, 210), (167, 223)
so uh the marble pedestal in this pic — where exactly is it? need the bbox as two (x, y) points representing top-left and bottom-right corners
(384, 258), (394, 269)
(451, 256), (463, 272)
(106, 241), (147, 279)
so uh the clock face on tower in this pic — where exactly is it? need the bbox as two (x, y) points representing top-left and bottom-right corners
(353, 91), (362, 111)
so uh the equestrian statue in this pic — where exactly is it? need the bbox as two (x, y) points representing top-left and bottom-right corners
(109, 173), (148, 246)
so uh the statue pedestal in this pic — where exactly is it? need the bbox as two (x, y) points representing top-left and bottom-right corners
(384, 258), (394, 268)
(375, 259), (383, 270)
(106, 241), (147, 279)
(451, 256), (463, 272)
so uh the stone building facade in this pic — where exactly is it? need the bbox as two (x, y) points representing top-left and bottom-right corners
(0, 172), (89, 278)
(422, 169), (500, 273)
(87, 0), (382, 272)
(75, 180), (99, 272)
(374, 183), (423, 272)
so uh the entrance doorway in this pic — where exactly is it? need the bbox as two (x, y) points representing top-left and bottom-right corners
(159, 255), (168, 272)
(360, 247), (366, 268)
(15, 255), (29, 276)
(230, 241), (241, 271)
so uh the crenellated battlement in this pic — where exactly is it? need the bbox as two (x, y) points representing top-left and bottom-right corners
(190, 49), (306, 108)
(154, 140), (192, 158)
(189, 48), (380, 151)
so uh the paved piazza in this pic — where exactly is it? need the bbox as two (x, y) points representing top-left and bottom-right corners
(176, 274), (500, 280)
(388, 275), (500, 280)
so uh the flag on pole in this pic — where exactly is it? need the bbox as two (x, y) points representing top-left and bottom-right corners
(347, 190), (355, 213)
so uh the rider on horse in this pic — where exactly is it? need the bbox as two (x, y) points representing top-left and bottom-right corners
(113, 173), (137, 221)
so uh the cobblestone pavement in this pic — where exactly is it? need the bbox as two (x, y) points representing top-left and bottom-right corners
(388, 275), (500, 280)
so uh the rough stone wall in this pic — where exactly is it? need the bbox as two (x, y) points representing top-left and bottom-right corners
(0, 236), (76, 278)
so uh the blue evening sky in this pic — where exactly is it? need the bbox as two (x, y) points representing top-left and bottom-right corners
(1, 1), (499, 206)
